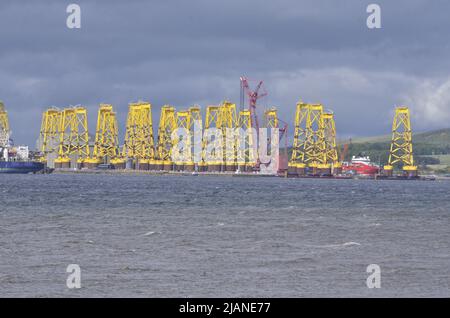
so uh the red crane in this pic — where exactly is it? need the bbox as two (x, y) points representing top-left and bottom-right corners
(240, 76), (267, 135)
(240, 76), (267, 168)
(340, 138), (352, 162)
(276, 117), (289, 172)
(278, 119), (288, 152)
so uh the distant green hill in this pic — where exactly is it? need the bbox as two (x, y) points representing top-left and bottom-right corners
(286, 128), (450, 173)
(338, 128), (450, 173)
(346, 128), (450, 146)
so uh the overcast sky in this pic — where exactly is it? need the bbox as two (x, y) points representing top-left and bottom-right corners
(1, 0), (450, 146)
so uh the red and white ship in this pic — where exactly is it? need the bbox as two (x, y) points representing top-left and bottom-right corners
(342, 155), (380, 176)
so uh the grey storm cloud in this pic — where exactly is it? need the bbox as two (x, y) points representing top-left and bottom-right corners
(1, 0), (450, 146)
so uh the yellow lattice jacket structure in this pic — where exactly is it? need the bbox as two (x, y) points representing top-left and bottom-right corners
(54, 107), (90, 169)
(156, 105), (177, 171)
(90, 104), (120, 168)
(321, 112), (341, 174)
(236, 109), (255, 172)
(38, 108), (62, 164)
(383, 106), (418, 177)
(122, 102), (155, 170)
(289, 101), (342, 176)
(202, 105), (222, 171)
(172, 106), (202, 172)
(0, 102), (10, 149)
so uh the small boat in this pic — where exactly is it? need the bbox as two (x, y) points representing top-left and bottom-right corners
(342, 155), (380, 176)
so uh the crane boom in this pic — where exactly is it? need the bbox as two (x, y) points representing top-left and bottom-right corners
(239, 76), (267, 169)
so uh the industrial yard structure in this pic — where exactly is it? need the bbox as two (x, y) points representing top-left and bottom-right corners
(288, 102), (341, 176)
(0, 102), (9, 149)
(37, 101), (287, 174)
(4, 76), (414, 178)
(382, 106), (418, 178)
(35, 99), (419, 178)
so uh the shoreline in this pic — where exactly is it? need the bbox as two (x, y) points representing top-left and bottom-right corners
(51, 169), (278, 177)
(46, 169), (449, 181)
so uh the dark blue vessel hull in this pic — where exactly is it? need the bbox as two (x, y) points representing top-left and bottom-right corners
(0, 161), (45, 174)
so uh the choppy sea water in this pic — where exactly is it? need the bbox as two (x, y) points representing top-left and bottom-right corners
(0, 174), (449, 297)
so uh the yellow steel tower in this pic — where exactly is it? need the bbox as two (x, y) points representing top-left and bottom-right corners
(289, 102), (308, 174)
(174, 110), (191, 171)
(262, 107), (283, 173)
(220, 101), (238, 171)
(122, 102), (155, 170)
(172, 106), (202, 172)
(321, 112), (340, 174)
(90, 104), (120, 168)
(303, 104), (325, 174)
(289, 102), (328, 175)
(156, 105), (177, 171)
(0, 102), (10, 149)
(38, 108), (62, 164)
(383, 106), (418, 177)
(264, 107), (279, 158)
(237, 109), (255, 172)
(264, 108), (278, 129)
(55, 107), (90, 169)
(202, 105), (222, 171)
(189, 106), (202, 171)
(189, 106), (202, 128)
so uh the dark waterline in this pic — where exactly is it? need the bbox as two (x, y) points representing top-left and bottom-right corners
(1, 174), (449, 297)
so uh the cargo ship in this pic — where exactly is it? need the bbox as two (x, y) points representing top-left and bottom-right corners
(342, 155), (380, 176)
(0, 144), (45, 174)
(1, 102), (44, 174)
(0, 160), (44, 174)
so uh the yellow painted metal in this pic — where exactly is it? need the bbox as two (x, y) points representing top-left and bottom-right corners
(290, 101), (309, 165)
(174, 109), (191, 165)
(290, 102), (343, 172)
(321, 112), (340, 168)
(188, 106), (202, 127)
(92, 104), (120, 164)
(189, 106), (202, 166)
(172, 105), (203, 168)
(220, 101), (238, 165)
(264, 107), (279, 157)
(38, 107), (62, 162)
(264, 108), (279, 129)
(202, 105), (222, 166)
(385, 106), (417, 172)
(304, 104), (325, 168)
(237, 108), (255, 167)
(0, 101), (9, 148)
(201, 101), (238, 168)
(156, 105), (177, 165)
(290, 102), (326, 168)
(56, 107), (90, 165)
(122, 102), (155, 163)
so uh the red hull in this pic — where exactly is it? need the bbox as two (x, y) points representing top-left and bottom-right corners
(342, 163), (379, 175)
